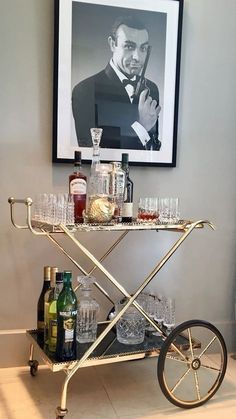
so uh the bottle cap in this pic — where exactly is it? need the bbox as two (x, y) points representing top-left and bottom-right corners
(74, 151), (81, 163)
(63, 271), (72, 282)
(122, 153), (129, 164)
(77, 275), (95, 287)
(56, 272), (64, 283)
(50, 267), (58, 287)
(43, 266), (51, 281)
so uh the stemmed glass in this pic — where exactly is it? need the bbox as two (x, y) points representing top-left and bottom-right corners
(163, 297), (176, 335)
(153, 296), (165, 336)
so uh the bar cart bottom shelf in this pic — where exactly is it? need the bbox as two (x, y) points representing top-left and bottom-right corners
(27, 322), (172, 372)
(27, 319), (227, 416)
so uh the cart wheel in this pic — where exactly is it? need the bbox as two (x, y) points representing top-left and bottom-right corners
(157, 319), (227, 408)
(29, 360), (39, 376)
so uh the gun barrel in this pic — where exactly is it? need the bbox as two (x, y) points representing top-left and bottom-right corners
(133, 45), (151, 98)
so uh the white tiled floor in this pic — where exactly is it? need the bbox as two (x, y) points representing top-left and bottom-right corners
(0, 355), (236, 419)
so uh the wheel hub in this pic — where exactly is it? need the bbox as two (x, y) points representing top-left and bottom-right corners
(191, 358), (201, 370)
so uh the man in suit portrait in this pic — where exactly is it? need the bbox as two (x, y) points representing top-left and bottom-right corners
(72, 15), (161, 151)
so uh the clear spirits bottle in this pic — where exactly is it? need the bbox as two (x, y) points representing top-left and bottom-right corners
(110, 162), (125, 223)
(77, 276), (99, 343)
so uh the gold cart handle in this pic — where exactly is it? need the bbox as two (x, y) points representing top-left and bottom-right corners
(8, 197), (46, 235)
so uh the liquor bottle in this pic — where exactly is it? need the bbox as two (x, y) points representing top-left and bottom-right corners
(48, 272), (64, 352)
(69, 151), (87, 223)
(121, 153), (133, 223)
(37, 266), (51, 333)
(77, 276), (100, 343)
(110, 162), (125, 223)
(56, 271), (77, 362)
(44, 267), (58, 345)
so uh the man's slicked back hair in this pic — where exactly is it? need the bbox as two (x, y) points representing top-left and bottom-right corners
(111, 15), (148, 43)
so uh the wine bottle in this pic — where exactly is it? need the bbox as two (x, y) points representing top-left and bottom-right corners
(44, 267), (58, 345)
(121, 153), (133, 222)
(56, 271), (77, 362)
(69, 151), (87, 223)
(37, 266), (51, 332)
(48, 272), (64, 352)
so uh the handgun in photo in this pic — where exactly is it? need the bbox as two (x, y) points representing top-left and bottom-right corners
(133, 45), (152, 100)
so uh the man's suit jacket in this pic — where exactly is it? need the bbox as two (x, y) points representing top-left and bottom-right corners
(72, 63), (160, 150)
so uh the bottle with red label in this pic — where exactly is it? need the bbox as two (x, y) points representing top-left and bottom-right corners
(69, 151), (87, 223)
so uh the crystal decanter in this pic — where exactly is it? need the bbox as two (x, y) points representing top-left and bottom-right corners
(76, 276), (100, 343)
(86, 128), (115, 223)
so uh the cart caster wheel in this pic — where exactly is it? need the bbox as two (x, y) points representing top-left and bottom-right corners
(55, 407), (68, 418)
(106, 296), (131, 325)
(157, 319), (227, 408)
(28, 360), (39, 376)
(107, 306), (116, 321)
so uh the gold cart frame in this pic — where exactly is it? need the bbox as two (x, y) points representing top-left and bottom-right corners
(8, 197), (227, 417)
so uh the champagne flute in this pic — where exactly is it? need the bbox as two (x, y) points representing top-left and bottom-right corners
(153, 296), (165, 336)
(163, 297), (175, 335)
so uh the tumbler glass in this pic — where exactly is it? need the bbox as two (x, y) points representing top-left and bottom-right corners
(115, 301), (146, 345)
(137, 197), (159, 222)
(159, 198), (180, 224)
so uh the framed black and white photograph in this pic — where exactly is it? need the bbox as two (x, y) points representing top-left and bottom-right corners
(53, 0), (183, 166)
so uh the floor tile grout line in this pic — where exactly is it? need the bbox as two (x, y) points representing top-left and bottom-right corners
(93, 366), (120, 419)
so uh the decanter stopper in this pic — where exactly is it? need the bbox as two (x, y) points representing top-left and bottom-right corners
(90, 128), (103, 170)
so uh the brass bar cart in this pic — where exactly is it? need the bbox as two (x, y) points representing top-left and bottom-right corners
(8, 197), (227, 418)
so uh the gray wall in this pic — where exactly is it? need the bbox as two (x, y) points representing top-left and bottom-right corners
(0, 0), (236, 367)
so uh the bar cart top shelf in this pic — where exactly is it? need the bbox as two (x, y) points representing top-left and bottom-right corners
(44, 220), (202, 233)
(8, 197), (214, 234)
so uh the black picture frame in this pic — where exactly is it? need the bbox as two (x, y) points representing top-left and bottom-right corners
(53, 0), (183, 166)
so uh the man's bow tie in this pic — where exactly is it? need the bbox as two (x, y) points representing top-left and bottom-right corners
(122, 78), (138, 87)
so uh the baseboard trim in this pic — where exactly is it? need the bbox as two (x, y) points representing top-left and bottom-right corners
(0, 329), (26, 335)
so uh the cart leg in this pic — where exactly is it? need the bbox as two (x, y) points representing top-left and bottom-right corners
(55, 406), (68, 419)
(28, 343), (39, 376)
(55, 375), (70, 418)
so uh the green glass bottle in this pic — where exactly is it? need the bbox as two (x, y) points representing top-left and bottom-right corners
(48, 272), (64, 353)
(44, 267), (58, 345)
(56, 271), (77, 361)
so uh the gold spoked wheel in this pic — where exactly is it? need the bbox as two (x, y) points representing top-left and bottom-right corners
(157, 320), (227, 408)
